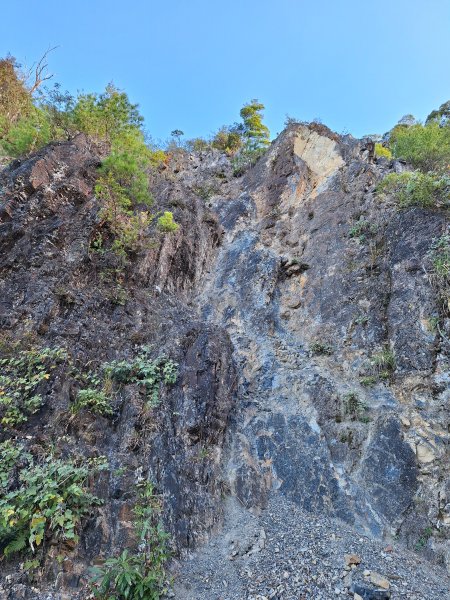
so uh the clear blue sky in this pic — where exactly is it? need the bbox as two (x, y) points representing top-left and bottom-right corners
(1, 0), (449, 141)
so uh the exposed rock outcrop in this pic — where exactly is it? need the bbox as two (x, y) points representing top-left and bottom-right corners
(0, 122), (449, 598)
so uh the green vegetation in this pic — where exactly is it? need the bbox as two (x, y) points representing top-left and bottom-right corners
(310, 341), (333, 356)
(376, 171), (450, 208)
(371, 347), (396, 379)
(414, 526), (434, 551)
(377, 102), (450, 209)
(0, 441), (105, 558)
(90, 482), (170, 599)
(342, 392), (369, 422)
(348, 218), (377, 242)
(157, 211), (179, 233)
(0, 57), (177, 264)
(428, 233), (450, 316)
(104, 348), (177, 407)
(0, 346), (67, 427)
(374, 143), (392, 159)
(391, 122), (450, 173)
(72, 387), (113, 417)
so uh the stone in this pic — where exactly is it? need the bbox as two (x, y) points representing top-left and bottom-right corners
(345, 553), (362, 566)
(369, 572), (390, 590)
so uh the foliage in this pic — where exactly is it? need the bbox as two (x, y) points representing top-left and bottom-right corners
(0, 442), (104, 558)
(72, 84), (143, 142)
(426, 100), (450, 127)
(391, 122), (450, 172)
(310, 341), (333, 356)
(239, 99), (270, 151)
(211, 126), (242, 155)
(374, 143), (392, 159)
(342, 392), (368, 422)
(104, 348), (178, 406)
(0, 346), (67, 427)
(376, 171), (450, 208)
(232, 146), (266, 177)
(90, 482), (170, 600)
(186, 137), (210, 153)
(348, 218), (377, 242)
(0, 57), (33, 126)
(157, 211), (179, 233)
(428, 233), (450, 316)
(72, 388), (113, 417)
(370, 348), (396, 379)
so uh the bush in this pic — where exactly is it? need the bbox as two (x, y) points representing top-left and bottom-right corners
(374, 143), (392, 159)
(90, 482), (170, 599)
(391, 122), (450, 172)
(104, 348), (178, 406)
(72, 388), (113, 416)
(157, 211), (179, 233)
(0, 442), (105, 557)
(376, 171), (450, 208)
(211, 127), (242, 155)
(0, 346), (67, 427)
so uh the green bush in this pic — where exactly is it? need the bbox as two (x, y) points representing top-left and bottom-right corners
(104, 348), (178, 406)
(391, 122), (450, 172)
(157, 211), (179, 233)
(0, 346), (67, 427)
(374, 143), (392, 159)
(428, 233), (450, 316)
(0, 442), (105, 557)
(376, 171), (450, 208)
(72, 388), (113, 416)
(90, 482), (170, 599)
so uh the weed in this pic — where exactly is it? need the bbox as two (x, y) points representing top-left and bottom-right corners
(0, 441), (106, 558)
(310, 341), (333, 356)
(0, 346), (67, 427)
(90, 482), (171, 599)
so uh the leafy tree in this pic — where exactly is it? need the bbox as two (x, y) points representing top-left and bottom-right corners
(72, 83), (143, 142)
(239, 99), (270, 150)
(426, 100), (450, 127)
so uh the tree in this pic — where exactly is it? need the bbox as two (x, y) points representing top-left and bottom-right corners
(426, 100), (450, 127)
(239, 99), (270, 150)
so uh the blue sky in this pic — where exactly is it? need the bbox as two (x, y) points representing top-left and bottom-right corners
(1, 0), (449, 141)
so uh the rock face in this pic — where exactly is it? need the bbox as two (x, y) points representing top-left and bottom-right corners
(0, 123), (449, 597)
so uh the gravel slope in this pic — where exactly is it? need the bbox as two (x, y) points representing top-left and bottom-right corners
(171, 495), (450, 600)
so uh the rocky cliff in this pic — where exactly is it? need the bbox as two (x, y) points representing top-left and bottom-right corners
(0, 123), (449, 599)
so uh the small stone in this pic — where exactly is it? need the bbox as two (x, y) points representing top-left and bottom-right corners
(384, 544), (393, 553)
(370, 571), (390, 590)
(354, 595), (364, 600)
(363, 569), (371, 577)
(345, 553), (362, 566)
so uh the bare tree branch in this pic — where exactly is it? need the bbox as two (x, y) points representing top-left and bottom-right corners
(27, 46), (58, 94)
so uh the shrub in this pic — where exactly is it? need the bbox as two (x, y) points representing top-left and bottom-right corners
(374, 143), (392, 159)
(0, 346), (67, 427)
(211, 127), (242, 155)
(310, 341), (333, 356)
(391, 122), (450, 172)
(428, 233), (450, 316)
(0, 442), (105, 558)
(104, 348), (178, 406)
(72, 388), (113, 416)
(371, 348), (396, 379)
(343, 392), (368, 421)
(90, 482), (170, 599)
(157, 211), (179, 233)
(376, 171), (450, 208)
(72, 84), (143, 142)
